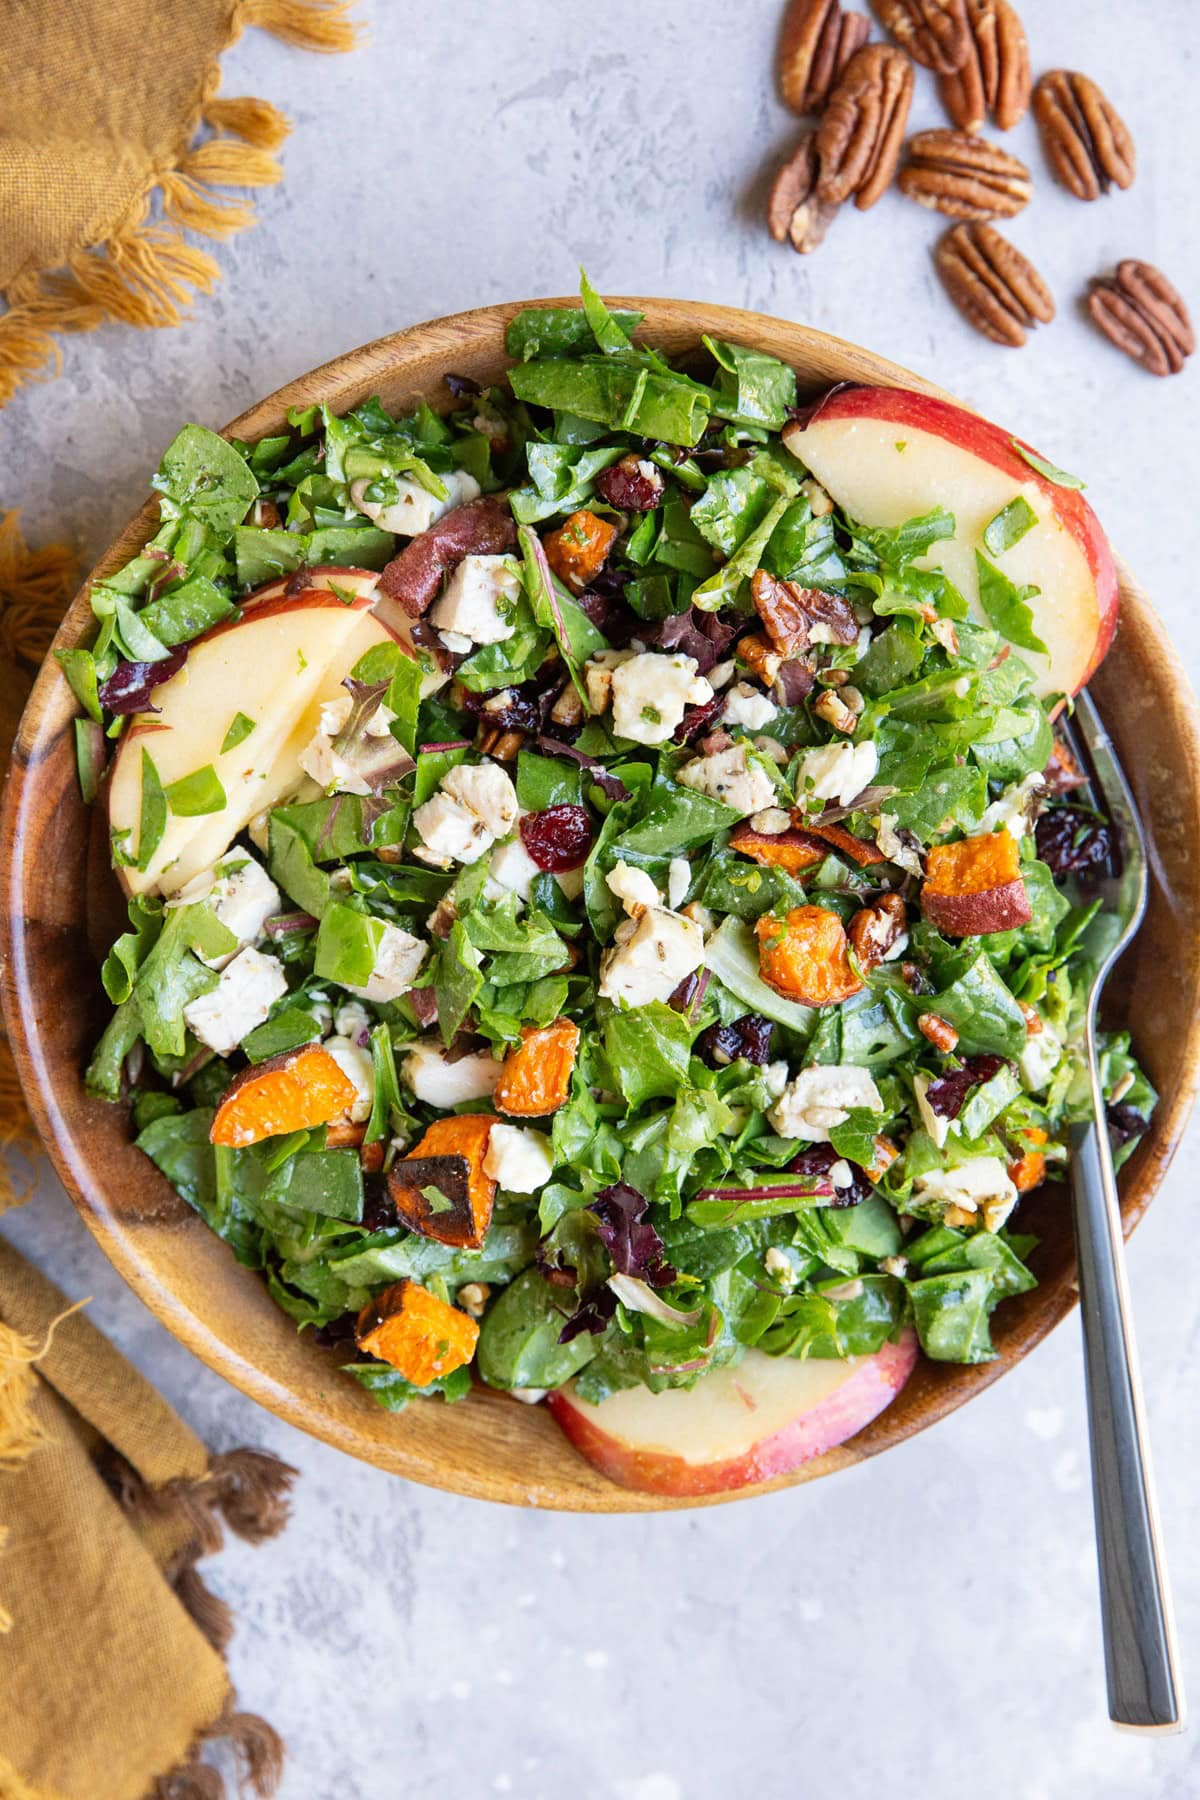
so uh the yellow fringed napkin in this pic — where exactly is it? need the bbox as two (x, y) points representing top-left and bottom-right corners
(0, 0), (363, 410)
(0, 1234), (298, 1800)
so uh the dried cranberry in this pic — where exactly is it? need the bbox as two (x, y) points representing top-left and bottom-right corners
(519, 804), (595, 871)
(674, 691), (727, 745)
(1106, 1102), (1147, 1146)
(924, 1054), (1008, 1120)
(479, 686), (540, 733)
(1035, 805), (1112, 877)
(360, 1184), (398, 1233)
(789, 1143), (872, 1207)
(697, 1013), (774, 1068)
(595, 453), (665, 512)
(668, 969), (710, 1016)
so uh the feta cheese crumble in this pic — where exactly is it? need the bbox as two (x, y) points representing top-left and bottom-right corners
(677, 744), (776, 817)
(487, 834), (542, 903)
(598, 907), (705, 1008)
(769, 1064), (884, 1142)
(412, 760), (519, 868)
(483, 1124), (555, 1194)
(402, 1043), (503, 1107)
(182, 946), (287, 1056)
(349, 467), (480, 537)
(606, 861), (661, 916)
(722, 682), (778, 730)
(429, 554), (522, 647)
(342, 921), (426, 1004)
(323, 1034), (374, 1123)
(913, 1156), (1018, 1231)
(608, 651), (713, 746)
(167, 853), (280, 970)
(970, 772), (1046, 841)
(795, 739), (879, 810)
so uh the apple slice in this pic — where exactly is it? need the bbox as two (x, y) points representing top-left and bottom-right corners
(782, 387), (1119, 701)
(546, 1332), (917, 1496)
(241, 566), (448, 702)
(109, 573), (396, 896)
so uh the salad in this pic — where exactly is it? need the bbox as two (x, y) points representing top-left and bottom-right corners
(69, 278), (1153, 1471)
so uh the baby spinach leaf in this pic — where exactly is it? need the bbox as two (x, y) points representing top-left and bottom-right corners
(152, 424), (259, 535)
(165, 764), (226, 817)
(982, 495), (1037, 556)
(975, 550), (1048, 656)
(602, 1002), (694, 1107)
(703, 336), (797, 429)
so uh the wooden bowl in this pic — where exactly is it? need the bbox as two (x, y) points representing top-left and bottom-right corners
(4, 299), (1200, 1512)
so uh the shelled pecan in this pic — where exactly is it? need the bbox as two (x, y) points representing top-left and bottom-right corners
(767, 130), (841, 253)
(937, 0), (1029, 133)
(816, 42), (914, 211)
(779, 0), (871, 115)
(1088, 262), (1194, 377)
(1033, 70), (1135, 201)
(898, 127), (1032, 218)
(869, 0), (969, 74)
(935, 222), (1053, 345)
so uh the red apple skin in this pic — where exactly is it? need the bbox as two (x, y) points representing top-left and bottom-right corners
(546, 1330), (918, 1497)
(785, 385), (1120, 691)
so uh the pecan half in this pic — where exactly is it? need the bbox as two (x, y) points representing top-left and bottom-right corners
(767, 131), (841, 254)
(816, 43), (915, 211)
(870, 0), (969, 74)
(779, 0), (872, 115)
(1088, 262), (1194, 378)
(937, 0), (1029, 133)
(898, 127), (1032, 218)
(1033, 70), (1134, 201)
(935, 222), (1053, 345)
(752, 569), (859, 656)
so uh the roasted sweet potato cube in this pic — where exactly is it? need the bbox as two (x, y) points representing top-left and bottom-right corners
(210, 1045), (360, 1148)
(921, 829), (1032, 937)
(356, 1279), (479, 1386)
(494, 1019), (580, 1116)
(755, 905), (863, 1006)
(730, 818), (826, 875)
(392, 1114), (499, 1248)
(1008, 1150), (1047, 1193)
(543, 510), (617, 593)
(804, 818), (887, 867)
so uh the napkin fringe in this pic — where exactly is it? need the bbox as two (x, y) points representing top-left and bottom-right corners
(107, 1444), (299, 1556)
(151, 1705), (285, 1800)
(168, 1551), (236, 1654)
(0, 0), (362, 410)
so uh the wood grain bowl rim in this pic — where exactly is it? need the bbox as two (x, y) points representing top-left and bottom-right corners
(3, 296), (1200, 1513)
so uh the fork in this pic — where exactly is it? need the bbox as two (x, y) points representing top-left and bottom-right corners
(1058, 689), (1184, 1732)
